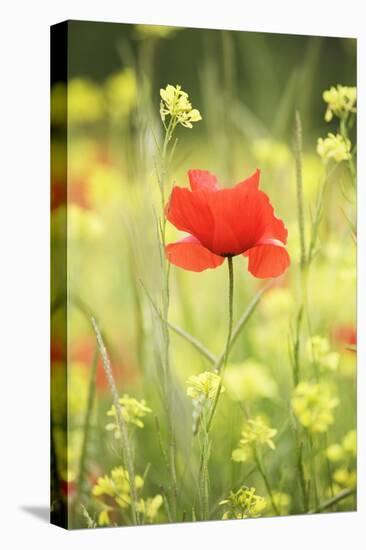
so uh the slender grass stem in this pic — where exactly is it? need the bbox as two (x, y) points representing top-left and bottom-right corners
(77, 348), (98, 498)
(90, 316), (139, 525)
(294, 110), (307, 270)
(253, 446), (280, 516)
(308, 487), (355, 514)
(309, 434), (319, 509)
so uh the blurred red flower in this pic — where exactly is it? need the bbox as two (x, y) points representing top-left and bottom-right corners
(332, 324), (357, 352)
(165, 169), (290, 278)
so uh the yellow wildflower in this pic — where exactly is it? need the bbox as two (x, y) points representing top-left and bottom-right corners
(105, 68), (137, 120)
(136, 495), (163, 523)
(106, 395), (152, 436)
(232, 416), (277, 463)
(317, 133), (351, 163)
(92, 466), (144, 509)
(306, 335), (340, 372)
(292, 382), (339, 433)
(220, 486), (266, 519)
(160, 84), (202, 128)
(326, 444), (345, 462)
(333, 468), (356, 488)
(271, 492), (291, 516)
(67, 78), (104, 124)
(224, 361), (277, 402)
(186, 371), (223, 401)
(342, 430), (357, 457)
(322, 85), (356, 122)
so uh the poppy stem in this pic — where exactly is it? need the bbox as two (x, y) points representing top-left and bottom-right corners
(206, 256), (234, 434)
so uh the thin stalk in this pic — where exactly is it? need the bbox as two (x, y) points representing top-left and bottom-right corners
(254, 446), (280, 516)
(213, 282), (270, 373)
(309, 434), (319, 509)
(77, 348), (98, 498)
(308, 487), (355, 514)
(206, 256), (234, 434)
(340, 115), (356, 187)
(294, 110), (307, 270)
(157, 115), (178, 520)
(90, 316), (139, 525)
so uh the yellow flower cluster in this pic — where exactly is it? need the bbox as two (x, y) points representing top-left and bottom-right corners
(92, 466), (163, 525)
(92, 466), (144, 509)
(306, 335), (340, 372)
(220, 486), (266, 519)
(232, 416), (277, 463)
(326, 429), (356, 463)
(51, 69), (138, 126)
(270, 492), (291, 516)
(224, 361), (277, 402)
(252, 138), (291, 169)
(323, 85), (356, 122)
(136, 495), (164, 523)
(186, 371), (223, 401)
(105, 68), (137, 120)
(106, 395), (152, 437)
(160, 84), (202, 128)
(292, 382), (339, 433)
(317, 133), (351, 164)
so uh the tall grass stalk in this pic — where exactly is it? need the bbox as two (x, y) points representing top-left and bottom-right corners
(155, 116), (178, 519)
(77, 348), (98, 498)
(90, 316), (139, 525)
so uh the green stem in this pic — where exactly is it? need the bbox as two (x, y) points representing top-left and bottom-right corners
(206, 256), (234, 434)
(254, 446), (280, 516)
(158, 116), (178, 520)
(309, 434), (319, 509)
(308, 487), (355, 514)
(90, 316), (139, 525)
(294, 110), (307, 270)
(77, 348), (98, 498)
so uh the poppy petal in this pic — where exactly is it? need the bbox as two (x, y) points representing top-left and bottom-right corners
(166, 235), (225, 272)
(235, 168), (260, 191)
(244, 239), (290, 278)
(166, 186), (215, 246)
(188, 169), (219, 192)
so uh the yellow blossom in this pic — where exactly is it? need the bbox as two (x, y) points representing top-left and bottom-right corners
(136, 495), (163, 523)
(333, 468), (356, 488)
(317, 133), (351, 163)
(105, 68), (137, 120)
(92, 466), (144, 509)
(322, 85), (356, 122)
(252, 138), (291, 169)
(220, 486), (266, 519)
(232, 416), (277, 463)
(342, 430), (357, 457)
(186, 371), (223, 401)
(160, 84), (202, 129)
(68, 78), (104, 124)
(106, 395), (152, 436)
(306, 335), (340, 372)
(326, 444), (345, 462)
(292, 382), (339, 433)
(224, 361), (278, 402)
(271, 492), (291, 516)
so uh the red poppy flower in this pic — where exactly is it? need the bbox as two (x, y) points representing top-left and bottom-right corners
(165, 169), (290, 278)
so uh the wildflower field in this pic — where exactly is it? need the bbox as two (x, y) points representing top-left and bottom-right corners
(51, 21), (357, 528)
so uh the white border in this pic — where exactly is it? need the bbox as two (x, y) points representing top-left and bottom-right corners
(1, 1), (364, 549)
